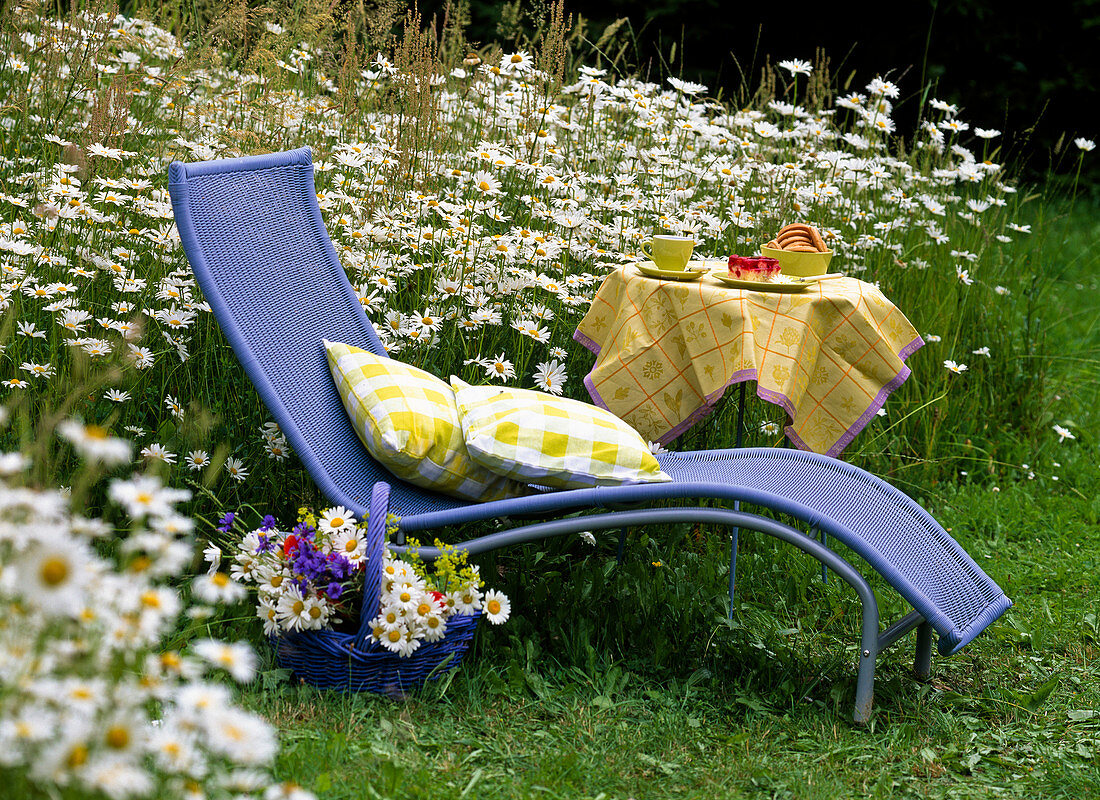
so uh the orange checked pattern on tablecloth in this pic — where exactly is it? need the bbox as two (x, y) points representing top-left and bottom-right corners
(573, 265), (923, 456)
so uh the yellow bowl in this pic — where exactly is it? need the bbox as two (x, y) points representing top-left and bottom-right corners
(761, 246), (833, 277)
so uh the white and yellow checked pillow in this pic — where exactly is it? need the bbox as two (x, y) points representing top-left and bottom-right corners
(324, 341), (526, 502)
(450, 377), (671, 490)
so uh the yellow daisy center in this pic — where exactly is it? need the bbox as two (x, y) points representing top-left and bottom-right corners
(105, 726), (130, 749)
(40, 556), (69, 586)
(67, 745), (89, 768)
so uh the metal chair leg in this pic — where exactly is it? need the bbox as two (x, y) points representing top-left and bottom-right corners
(914, 620), (933, 680)
(854, 648), (877, 726)
(852, 578), (883, 726)
(616, 527), (628, 564)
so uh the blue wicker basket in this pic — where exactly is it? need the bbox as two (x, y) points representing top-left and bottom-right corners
(273, 483), (481, 692)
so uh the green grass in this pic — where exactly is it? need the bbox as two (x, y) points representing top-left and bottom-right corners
(239, 202), (1100, 799)
(248, 475), (1100, 799)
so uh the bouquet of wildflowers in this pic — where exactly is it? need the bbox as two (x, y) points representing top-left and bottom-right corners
(222, 506), (366, 635)
(366, 539), (511, 657)
(225, 506), (510, 655)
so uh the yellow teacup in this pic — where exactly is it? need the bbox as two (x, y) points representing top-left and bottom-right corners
(641, 235), (695, 271)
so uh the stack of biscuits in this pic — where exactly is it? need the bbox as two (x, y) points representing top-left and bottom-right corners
(765, 223), (829, 253)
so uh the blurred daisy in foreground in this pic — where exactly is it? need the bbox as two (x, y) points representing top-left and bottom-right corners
(58, 419), (132, 465)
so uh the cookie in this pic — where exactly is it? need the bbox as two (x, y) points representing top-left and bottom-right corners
(807, 227), (827, 251)
(777, 235), (814, 249)
(777, 222), (828, 252)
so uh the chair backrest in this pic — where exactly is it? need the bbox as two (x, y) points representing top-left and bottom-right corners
(168, 147), (464, 518)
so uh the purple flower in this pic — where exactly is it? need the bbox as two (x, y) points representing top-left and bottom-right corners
(292, 521), (316, 542)
(330, 553), (354, 580)
(261, 514), (277, 531)
(216, 511), (236, 533)
(326, 582), (343, 600)
(256, 534), (275, 554)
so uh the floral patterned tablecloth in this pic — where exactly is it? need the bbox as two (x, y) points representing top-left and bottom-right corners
(574, 264), (924, 456)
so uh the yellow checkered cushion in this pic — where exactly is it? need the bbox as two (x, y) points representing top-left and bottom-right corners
(450, 377), (671, 489)
(324, 341), (526, 502)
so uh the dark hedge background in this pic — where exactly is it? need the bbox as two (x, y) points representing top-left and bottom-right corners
(420, 0), (1100, 193)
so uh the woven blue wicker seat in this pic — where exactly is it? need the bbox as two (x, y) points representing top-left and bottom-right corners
(169, 147), (1011, 723)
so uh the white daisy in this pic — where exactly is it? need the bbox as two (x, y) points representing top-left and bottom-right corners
(453, 585), (482, 614)
(185, 450), (210, 471)
(532, 360), (567, 395)
(300, 595), (332, 630)
(482, 589), (511, 625)
(57, 420), (132, 465)
(275, 584), (311, 632)
(12, 540), (95, 617)
(192, 639), (258, 683)
(377, 624), (406, 652)
(1053, 424), (1076, 442)
(191, 572), (247, 605)
(329, 527), (366, 562)
(225, 457), (248, 482)
(318, 506), (356, 535)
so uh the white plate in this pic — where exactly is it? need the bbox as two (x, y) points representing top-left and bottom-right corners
(709, 269), (823, 292)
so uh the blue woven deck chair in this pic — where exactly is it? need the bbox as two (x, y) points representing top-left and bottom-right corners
(169, 147), (1011, 724)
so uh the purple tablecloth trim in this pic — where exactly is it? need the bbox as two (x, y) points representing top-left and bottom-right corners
(575, 328), (926, 455)
(573, 327), (601, 355)
(898, 335), (925, 362)
(583, 372), (612, 414)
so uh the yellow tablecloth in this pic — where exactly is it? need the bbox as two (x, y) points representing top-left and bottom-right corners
(573, 265), (923, 456)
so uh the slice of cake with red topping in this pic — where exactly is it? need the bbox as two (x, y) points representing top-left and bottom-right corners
(727, 255), (781, 282)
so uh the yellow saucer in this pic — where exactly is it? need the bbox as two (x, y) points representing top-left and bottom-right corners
(636, 261), (707, 281)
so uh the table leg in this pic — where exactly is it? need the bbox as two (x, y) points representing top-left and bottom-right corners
(728, 527), (738, 619)
(734, 381), (747, 449)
